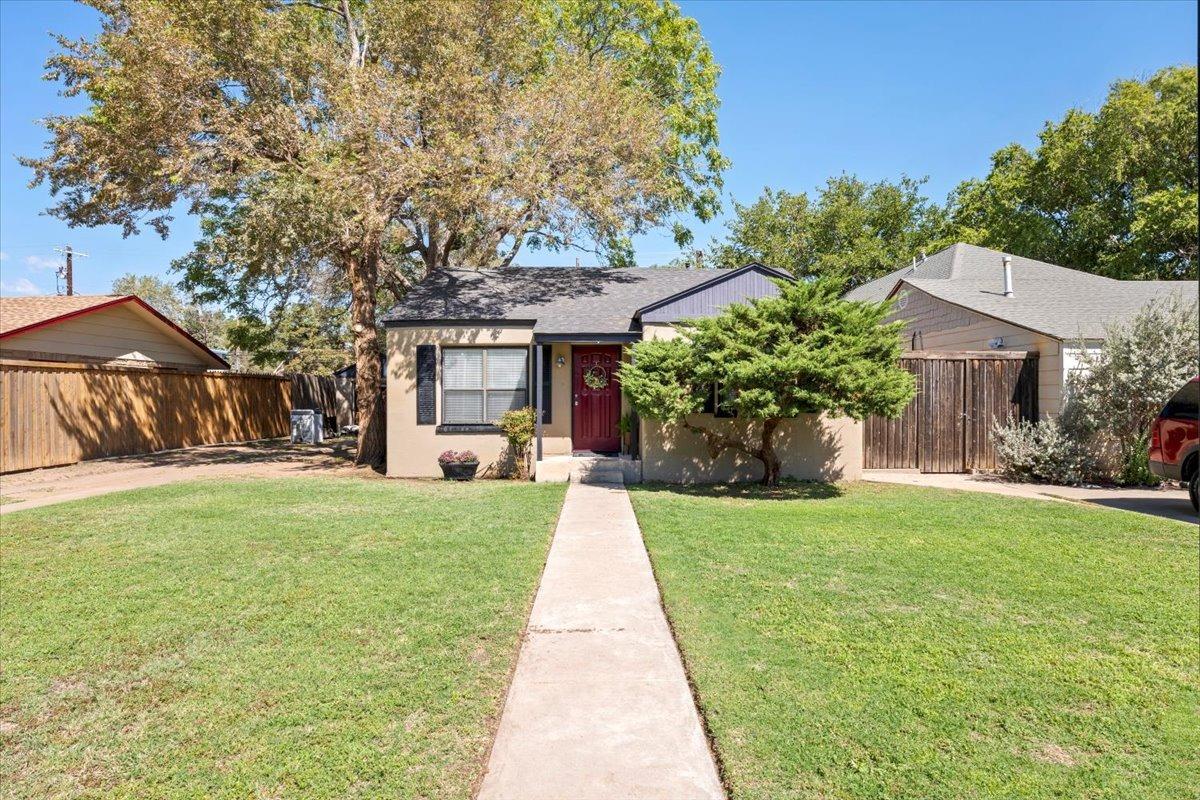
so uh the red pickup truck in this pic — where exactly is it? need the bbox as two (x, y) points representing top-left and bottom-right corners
(1149, 376), (1199, 511)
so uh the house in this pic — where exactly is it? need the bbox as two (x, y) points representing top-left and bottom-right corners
(844, 243), (1195, 417)
(0, 294), (228, 371)
(380, 264), (863, 482)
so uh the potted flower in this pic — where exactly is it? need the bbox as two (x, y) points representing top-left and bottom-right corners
(438, 449), (480, 481)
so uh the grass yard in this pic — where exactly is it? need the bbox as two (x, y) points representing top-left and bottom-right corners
(1, 477), (566, 799)
(629, 482), (1198, 800)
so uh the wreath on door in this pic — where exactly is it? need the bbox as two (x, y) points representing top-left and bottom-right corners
(582, 365), (609, 390)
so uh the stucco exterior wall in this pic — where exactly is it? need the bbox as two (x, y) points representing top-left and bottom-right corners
(0, 302), (217, 369)
(385, 326), (579, 477)
(889, 285), (1067, 417)
(640, 414), (862, 483)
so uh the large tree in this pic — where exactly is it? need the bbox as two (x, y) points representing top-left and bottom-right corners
(22, 0), (726, 464)
(947, 65), (1198, 280)
(620, 279), (915, 485)
(709, 175), (951, 289)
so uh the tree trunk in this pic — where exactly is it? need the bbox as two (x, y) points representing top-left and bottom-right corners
(346, 245), (386, 467)
(758, 418), (782, 486)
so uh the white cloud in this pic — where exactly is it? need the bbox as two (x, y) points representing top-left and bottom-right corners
(23, 255), (61, 271)
(0, 251), (8, 261)
(0, 278), (46, 296)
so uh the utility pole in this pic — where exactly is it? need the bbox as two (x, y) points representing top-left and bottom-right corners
(53, 246), (88, 296)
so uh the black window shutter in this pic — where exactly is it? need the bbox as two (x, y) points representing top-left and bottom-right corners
(540, 345), (553, 424)
(416, 345), (436, 425)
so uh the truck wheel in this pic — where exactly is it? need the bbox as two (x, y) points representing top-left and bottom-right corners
(1190, 472), (1199, 513)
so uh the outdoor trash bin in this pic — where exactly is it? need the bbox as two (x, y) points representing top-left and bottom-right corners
(290, 410), (324, 444)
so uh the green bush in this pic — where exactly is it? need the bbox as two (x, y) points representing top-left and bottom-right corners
(995, 292), (1197, 486)
(993, 418), (1100, 485)
(497, 407), (536, 479)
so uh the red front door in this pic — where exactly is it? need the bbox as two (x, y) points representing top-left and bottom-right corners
(572, 345), (622, 452)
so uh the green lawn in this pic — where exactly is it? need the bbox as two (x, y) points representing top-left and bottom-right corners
(1, 477), (566, 799)
(629, 482), (1198, 800)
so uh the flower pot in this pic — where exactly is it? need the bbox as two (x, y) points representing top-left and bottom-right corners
(440, 461), (480, 481)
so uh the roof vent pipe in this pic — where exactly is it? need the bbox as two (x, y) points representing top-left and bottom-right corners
(1002, 255), (1013, 297)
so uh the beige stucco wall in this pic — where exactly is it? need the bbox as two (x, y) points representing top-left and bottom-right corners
(0, 302), (218, 369)
(640, 414), (862, 483)
(890, 285), (1066, 417)
(385, 326), (581, 477)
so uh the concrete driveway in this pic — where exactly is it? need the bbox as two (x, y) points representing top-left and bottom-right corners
(863, 470), (1196, 525)
(0, 438), (375, 514)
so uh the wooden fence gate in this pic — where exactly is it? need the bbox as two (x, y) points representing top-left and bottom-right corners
(864, 351), (1038, 473)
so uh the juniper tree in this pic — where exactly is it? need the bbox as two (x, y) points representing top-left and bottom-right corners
(620, 278), (915, 486)
(624, 278), (912, 484)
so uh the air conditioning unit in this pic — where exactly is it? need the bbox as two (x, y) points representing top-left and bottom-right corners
(290, 409), (324, 444)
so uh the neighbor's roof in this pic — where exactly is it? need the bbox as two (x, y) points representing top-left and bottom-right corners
(0, 293), (230, 368)
(381, 264), (790, 335)
(0, 294), (129, 335)
(844, 243), (1195, 340)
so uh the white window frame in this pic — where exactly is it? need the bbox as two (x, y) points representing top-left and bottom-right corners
(441, 347), (529, 425)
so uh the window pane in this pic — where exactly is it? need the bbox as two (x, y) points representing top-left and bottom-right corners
(486, 349), (528, 390)
(486, 390), (526, 422)
(444, 390), (484, 423)
(444, 349), (483, 389)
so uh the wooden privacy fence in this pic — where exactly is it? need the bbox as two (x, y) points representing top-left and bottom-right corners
(1, 361), (339, 473)
(864, 351), (1039, 473)
(290, 373), (341, 432)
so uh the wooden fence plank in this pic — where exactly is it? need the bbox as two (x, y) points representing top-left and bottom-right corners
(864, 351), (1038, 473)
(0, 361), (321, 473)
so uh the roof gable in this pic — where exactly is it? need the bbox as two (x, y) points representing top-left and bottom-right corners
(846, 243), (1195, 339)
(636, 263), (790, 322)
(0, 295), (229, 369)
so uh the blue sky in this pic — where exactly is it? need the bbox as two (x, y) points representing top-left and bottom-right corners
(1, 0), (1196, 296)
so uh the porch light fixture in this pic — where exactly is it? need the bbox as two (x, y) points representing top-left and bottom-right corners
(555, 355), (565, 367)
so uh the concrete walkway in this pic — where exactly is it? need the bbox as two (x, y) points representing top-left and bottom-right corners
(863, 469), (1195, 524)
(478, 480), (724, 800)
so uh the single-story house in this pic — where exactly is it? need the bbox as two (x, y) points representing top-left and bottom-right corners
(0, 294), (228, 371)
(380, 264), (863, 482)
(844, 243), (1195, 417)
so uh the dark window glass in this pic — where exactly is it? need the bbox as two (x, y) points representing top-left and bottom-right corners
(1162, 380), (1199, 419)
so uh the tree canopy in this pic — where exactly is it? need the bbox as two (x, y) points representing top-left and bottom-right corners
(23, 0), (728, 463)
(620, 279), (915, 485)
(110, 273), (229, 350)
(947, 65), (1198, 280)
(708, 176), (951, 290)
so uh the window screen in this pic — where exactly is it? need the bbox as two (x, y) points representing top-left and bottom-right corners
(442, 348), (529, 424)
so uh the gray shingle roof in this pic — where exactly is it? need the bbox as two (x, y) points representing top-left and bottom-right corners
(844, 243), (1195, 340)
(381, 266), (777, 334)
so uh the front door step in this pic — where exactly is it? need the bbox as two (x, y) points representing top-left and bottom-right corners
(534, 455), (642, 484)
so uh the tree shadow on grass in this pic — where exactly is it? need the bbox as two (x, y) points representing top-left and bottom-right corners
(629, 479), (843, 502)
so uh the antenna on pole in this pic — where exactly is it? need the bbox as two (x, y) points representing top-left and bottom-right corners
(52, 246), (89, 296)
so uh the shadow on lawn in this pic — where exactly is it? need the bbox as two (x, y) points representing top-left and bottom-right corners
(630, 479), (842, 502)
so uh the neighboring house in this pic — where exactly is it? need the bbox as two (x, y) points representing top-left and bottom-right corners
(0, 294), (228, 371)
(844, 243), (1195, 417)
(380, 264), (862, 482)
